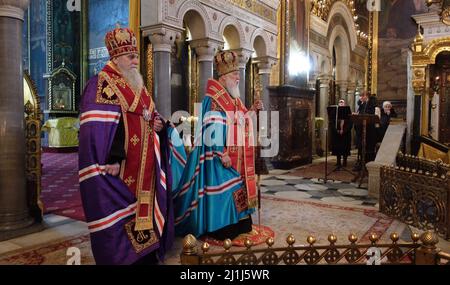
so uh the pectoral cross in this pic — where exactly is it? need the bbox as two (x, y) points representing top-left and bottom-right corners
(143, 105), (151, 122)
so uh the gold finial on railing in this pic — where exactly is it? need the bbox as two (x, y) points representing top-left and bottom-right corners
(183, 234), (198, 255)
(420, 231), (439, 248)
(369, 233), (379, 244)
(412, 169), (417, 173)
(223, 239), (232, 251)
(328, 234), (337, 245)
(411, 232), (420, 243)
(244, 239), (253, 250)
(348, 233), (358, 244)
(286, 234), (296, 246)
(307, 235), (316, 246)
(433, 172), (438, 177)
(390, 232), (399, 243)
(266, 237), (275, 248)
(201, 242), (210, 253)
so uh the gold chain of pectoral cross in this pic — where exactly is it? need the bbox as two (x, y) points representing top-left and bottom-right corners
(139, 94), (151, 122)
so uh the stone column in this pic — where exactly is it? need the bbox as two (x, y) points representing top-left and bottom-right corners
(233, 48), (253, 107)
(0, 0), (34, 236)
(346, 82), (356, 112)
(253, 56), (276, 110)
(336, 80), (348, 103)
(318, 75), (332, 152)
(144, 26), (180, 118)
(257, 61), (271, 112)
(190, 39), (222, 101)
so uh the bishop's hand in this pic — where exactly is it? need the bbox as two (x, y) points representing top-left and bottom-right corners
(105, 163), (120, 176)
(154, 117), (164, 132)
(251, 100), (264, 111)
(221, 153), (232, 168)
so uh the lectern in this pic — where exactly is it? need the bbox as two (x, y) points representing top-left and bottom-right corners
(351, 114), (380, 187)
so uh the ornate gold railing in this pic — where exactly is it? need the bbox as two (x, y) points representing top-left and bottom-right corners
(380, 153), (450, 239)
(180, 231), (449, 265)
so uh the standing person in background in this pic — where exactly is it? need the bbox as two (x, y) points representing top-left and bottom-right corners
(331, 99), (352, 169)
(378, 101), (397, 142)
(353, 91), (377, 171)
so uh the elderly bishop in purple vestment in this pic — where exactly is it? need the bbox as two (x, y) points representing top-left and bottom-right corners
(78, 28), (175, 265)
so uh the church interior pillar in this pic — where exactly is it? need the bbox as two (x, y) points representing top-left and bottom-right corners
(336, 80), (349, 103)
(145, 27), (180, 118)
(319, 75), (332, 152)
(191, 39), (222, 101)
(0, 0), (35, 238)
(347, 82), (356, 112)
(257, 62), (272, 112)
(233, 48), (253, 106)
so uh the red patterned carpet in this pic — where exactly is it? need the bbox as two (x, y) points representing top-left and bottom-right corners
(41, 153), (85, 221)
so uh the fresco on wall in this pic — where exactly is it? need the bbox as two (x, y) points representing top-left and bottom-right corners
(377, 0), (426, 107)
(52, 1), (80, 73)
(52, 0), (81, 110)
(88, 0), (129, 77)
(29, 0), (47, 106)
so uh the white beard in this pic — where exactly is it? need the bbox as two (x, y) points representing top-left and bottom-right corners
(118, 65), (144, 92)
(225, 82), (240, 99)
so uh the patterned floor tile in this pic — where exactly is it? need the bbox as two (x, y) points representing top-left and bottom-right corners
(268, 185), (298, 192)
(260, 180), (288, 186)
(260, 187), (269, 193)
(320, 197), (364, 205)
(294, 183), (329, 191)
(337, 188), (369, 197)
(285, 179), (311, 185)
(274, 191), (312, 200)
(268, 170), (290, 175)
(306, 190), (340, 198)
(275, 175), (304, 180)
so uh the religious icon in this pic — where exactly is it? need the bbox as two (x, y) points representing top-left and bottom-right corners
(53, 83), (71, 110)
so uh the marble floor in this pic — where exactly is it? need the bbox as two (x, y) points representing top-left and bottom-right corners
(0, 214), (88, 256)
(259, 173), (377, 208)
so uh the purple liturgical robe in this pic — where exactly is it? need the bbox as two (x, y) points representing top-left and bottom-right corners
(78, 67), (174, 265)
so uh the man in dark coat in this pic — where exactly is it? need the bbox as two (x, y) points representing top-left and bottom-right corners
(353, 92), (377, 171)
